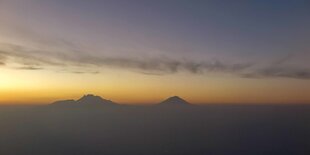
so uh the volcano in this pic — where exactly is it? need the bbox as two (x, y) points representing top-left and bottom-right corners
(159, 96), (191, 105)
(51, 94), (117, 106)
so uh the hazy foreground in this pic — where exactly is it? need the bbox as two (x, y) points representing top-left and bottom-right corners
(0, 104), (309, 155)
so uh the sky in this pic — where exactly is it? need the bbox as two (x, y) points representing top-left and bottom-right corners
(0, 0), (310, 104)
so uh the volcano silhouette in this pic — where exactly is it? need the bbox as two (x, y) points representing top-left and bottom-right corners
(159, 96), (191, 105)
(51, 94), (117, 106)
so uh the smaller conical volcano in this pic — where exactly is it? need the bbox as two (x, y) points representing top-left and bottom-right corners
(160, 96), (190, 105)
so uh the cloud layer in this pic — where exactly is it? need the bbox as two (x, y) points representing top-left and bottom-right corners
(0, 42), (309, 79)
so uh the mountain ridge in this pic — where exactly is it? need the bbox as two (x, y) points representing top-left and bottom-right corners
(51, 94), (191, 106)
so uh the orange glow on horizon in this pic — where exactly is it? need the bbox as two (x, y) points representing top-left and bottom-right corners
(1, 68), (310, 105)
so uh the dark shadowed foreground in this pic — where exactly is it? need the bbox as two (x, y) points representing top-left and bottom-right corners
(0, 105), (309, 155)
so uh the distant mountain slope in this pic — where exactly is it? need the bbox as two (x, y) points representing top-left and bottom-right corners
(51, 94), (118, 106)
(51, 99), (76, 106)
(159, 96), (191, 105)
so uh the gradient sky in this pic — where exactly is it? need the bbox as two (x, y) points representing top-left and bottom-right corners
(0, 0), (310, 104)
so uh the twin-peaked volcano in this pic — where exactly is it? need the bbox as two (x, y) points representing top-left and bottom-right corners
(51, 94), (191, 106)
(51, 94), (117, 106)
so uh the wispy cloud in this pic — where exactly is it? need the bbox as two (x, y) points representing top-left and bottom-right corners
(239, 53), (310, 80)
(14, 66), (43, 70)
(0, 43), (66, 66)
(0, 42), (309, 80)
(69, 71), (100, 74)
(241, 67), (310, 80)
(0, 52), (7, 66)
(0, 42), (253, 74)
(73, 55), (253, 75)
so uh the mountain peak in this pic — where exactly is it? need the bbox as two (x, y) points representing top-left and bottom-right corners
(78, 94), (102, 101)
(160, 96), (190, 105)
(76, 94), (115, 105)
(51, 94), (117, 106)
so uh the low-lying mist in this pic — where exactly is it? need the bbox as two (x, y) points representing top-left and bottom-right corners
(0, 105), (309, 155)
